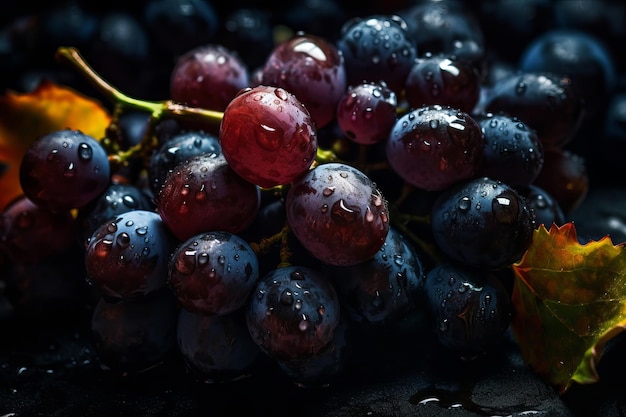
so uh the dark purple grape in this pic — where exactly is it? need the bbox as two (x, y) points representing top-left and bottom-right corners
(480, 72), (585, 149)
(399, 1), (486, 76)
(246, 266), (340, 361)
(336, 14), (417, 94)
(90, 289), (178, 373)
(142, 0), (219, 59)
(519, 29), (617, 119)
(176, 307), (262, 383)
(86, 11), (156, 99)
(386, 105), (484, 191)
(285, 162), (390, 266)
(85, 209), (176, 299)
(155, 153), (260, 241)
(325, 227), (426, 327)
(148, 130), (221, 196)
(404, 53), (481, 113)
(423, 261), (512, 357)
(170, 44), (250, 112)
(430, 177), (535, 269)
(217, 8), (275, 70)
(261, 32), (347, 129)
(0, 195), (75, 264)
(169, 231), (259, 315)
(336, 81), (397, 145)
(76, 183), (155, 244)
(218, 85), (318, 188)
(19, 129), (111, 212)
(533, 147), (589, 215)
(474, 112), (544, 187)
(518, 184), (566, 229)
(275, 314), (350, 387)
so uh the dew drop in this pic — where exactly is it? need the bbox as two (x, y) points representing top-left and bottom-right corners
(78, 143), (93, 160)
(116, 232), (130, 249)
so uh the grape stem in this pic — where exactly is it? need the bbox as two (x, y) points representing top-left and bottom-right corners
(249, 223), (293, 268)
(55, 47), (224, 124)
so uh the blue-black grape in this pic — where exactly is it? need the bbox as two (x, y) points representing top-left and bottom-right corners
(90, 288), (178, 373)
(19, 129), (111, 212)
(168, 231), (259, 315)
(176, 307), (262, 383)
(246, 265), (340, 361)
(85, 209), (176, 299)
(430, 176), (535, 269)
(325, 227), (426, 327)
(474, 112), (544, 188)
(423, 261), (512, 358)
(275, 314), (351, 387)
(148, 130), (221, 196)
(76, 183), (155, 244)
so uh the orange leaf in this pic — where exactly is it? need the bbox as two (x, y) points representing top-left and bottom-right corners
(0, 80), (111, 211)
(511, 222), (626, 394)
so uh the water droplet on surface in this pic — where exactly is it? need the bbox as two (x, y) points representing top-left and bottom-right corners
(78, 143), (93, 160)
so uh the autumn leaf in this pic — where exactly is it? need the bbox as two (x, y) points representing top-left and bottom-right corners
(511, 222), (626, 395)
(0, 79), (111, 211)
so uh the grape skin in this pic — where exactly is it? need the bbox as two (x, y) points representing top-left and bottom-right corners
(285, 162), (390, 267)
(218, 85), (318, 188)
(19, 129), (111, 212)
(386, 105), (484, 192)
(246, 266), (341, 361)
(430, 177), (535, 269)
(168, 231), (259, 315)
(155, 153), (261, 241)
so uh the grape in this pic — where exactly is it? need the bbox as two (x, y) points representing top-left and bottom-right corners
(386, 105), (484, 191)
(480, 72), (585, 149)
(423, 261), (512, 357)
(217, 7), (274, 70)
(148, 130), (221, 196)
(399, 1), (486, 75)
(285, 162), (390, 266)
(246, 265), (340, 361)
(0, 195), (75, 264)
(19, 129), (111, 212)
(170, 44), (250, 112)
(519, 28), (617, 119)
(518, 184), (566, 229)
(325, 227), (426, 327)
(275, 314), (350, 387)
(75, 183), (155, 244)
(154, 153), (260, 241)
(260, 32), (347, 129)
(533, 147), (589, 215)
(218, 85), (318, 188)
(85, 209), (176, 299)
(474, 112), (544, 188)
(336, 14), (417, 94)
(404, 52), (482, 113)
(430, 176), (535, 269)
(142, 0), (219, 59)
(168, 231), (259, 315)
(335, 81), (397, 145)
(176, 307), (262, 383)
(90, 289), (178, 373)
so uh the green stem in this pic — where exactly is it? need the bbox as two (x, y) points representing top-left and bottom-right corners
(55, 46), (224, 125)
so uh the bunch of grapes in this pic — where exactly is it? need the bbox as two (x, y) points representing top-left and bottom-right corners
(1, 0), (623, 399)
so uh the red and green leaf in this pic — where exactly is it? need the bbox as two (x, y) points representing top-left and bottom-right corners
(512, 222), (626, 394)
(0, 80), (111, 210)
